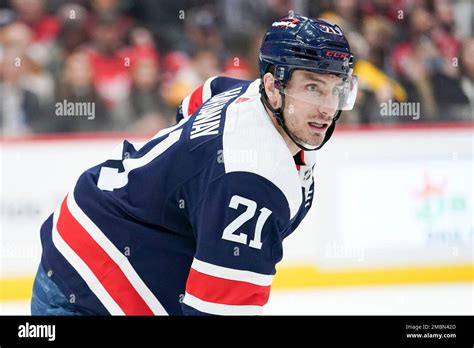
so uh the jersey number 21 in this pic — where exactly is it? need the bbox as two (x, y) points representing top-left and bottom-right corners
(222, 195), (272, 250)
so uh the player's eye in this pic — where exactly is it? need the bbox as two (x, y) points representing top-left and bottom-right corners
(332, 84), (346, 97)
(306, 84), (323, 95)
(332, 87), (342, 96)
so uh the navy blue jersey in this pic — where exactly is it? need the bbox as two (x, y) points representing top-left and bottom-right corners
(38, 77), (317, 315)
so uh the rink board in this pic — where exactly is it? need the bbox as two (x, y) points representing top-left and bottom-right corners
(1, 123), (472, 300)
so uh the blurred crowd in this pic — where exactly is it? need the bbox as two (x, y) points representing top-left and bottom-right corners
(0, 0), (472, 135)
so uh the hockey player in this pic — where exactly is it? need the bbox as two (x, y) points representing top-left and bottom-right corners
(31, 15), (357, 315)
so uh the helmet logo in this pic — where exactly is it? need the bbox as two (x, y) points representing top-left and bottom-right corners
(318, 24), (343, 36)
(325, 51), (349, 59)
(272, 17), (301, 29)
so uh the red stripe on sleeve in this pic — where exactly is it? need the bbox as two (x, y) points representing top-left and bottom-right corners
(187, 84), (204, 116)
(186, 267), (271, 306)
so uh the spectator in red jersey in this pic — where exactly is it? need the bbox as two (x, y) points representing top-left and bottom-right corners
(82, 13), (132, 129)
(11, 0), (60, 43)
(430, 0), (461, 60)
(360, 0), (406, 22)
(120, 27), (159, 72)
(390, 6), (438, 120)
(223, 57), (252, 80)
(122, 26), (173, 132)
(84, 0), (133, 43)
(160, 51), (191, 87)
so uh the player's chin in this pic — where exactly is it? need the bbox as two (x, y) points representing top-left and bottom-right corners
(294, 129), (326, 147)
(305, 132), (326, 146)
(299, 134), (324, 148)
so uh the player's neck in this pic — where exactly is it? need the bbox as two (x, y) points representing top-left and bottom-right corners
(263, 105), (301, 156)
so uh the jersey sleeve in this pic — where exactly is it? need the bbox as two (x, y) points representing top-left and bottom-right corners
(182, 172), (291, 315)
(176, 76), (249, 122)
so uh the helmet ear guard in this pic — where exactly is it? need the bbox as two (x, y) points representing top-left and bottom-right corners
(275, 66), (289, 84)
(273, 78), (285, 91)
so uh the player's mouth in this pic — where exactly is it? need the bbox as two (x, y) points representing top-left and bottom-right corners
(308, 121), (328, 133)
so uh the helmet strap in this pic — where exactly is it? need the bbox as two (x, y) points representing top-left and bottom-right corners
(259, 82), (339, 152)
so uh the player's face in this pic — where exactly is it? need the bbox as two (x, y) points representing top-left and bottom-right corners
(282, 70), (342, 147)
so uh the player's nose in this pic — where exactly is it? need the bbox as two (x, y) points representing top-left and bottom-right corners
(315, 92), (338, 121)
(315, 105), (337, 123)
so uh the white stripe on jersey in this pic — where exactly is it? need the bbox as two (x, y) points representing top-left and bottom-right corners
(183, 292), (263, 315)
(202, 76), (217, 101)
(51, 206), (125, 315)
(191, 258), (273, 286)
(66, 194), (168, 315)
(181, 95), (191, 118)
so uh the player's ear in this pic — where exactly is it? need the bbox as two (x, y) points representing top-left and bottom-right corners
(263, 72), (281, 108)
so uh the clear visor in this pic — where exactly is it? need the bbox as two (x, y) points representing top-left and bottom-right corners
(282, 75), (358, 111)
